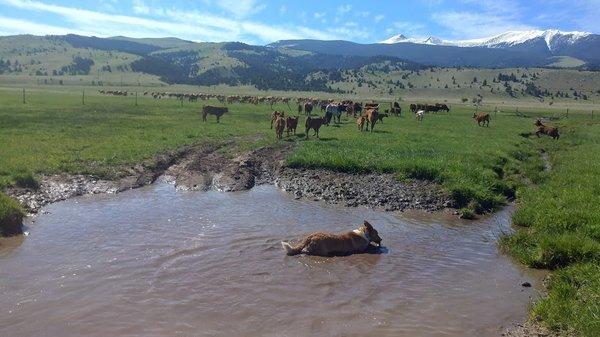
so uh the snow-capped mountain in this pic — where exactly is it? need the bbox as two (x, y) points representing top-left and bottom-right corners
(380, 34), (452, 46)
(270, 28), (600, 68)
(380, 29), (593, 52)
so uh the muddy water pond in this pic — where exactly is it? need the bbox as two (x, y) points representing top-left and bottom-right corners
(0, 182), (543, 337)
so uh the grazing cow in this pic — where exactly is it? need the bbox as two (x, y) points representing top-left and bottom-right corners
(305, 116), (327, 139)
(473, 112), (490, 127)
(304, 102), (313, 116)
(416, 110), (425, 122)
(274, 117), (286, 140)
(271, 111), (284, 129)
(364, 109), (378, 132)
(436, 103), (450, 113)
(202, 105), (228, 123)
(286, 116), (299, 136)
(357, 116), (366, 132)
(410, 104), (418, 113)
(534, 119), (560, 139)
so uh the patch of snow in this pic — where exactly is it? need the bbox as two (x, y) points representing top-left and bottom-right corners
(379, 29), (592, 50)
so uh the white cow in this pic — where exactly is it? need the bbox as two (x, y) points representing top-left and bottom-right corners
(416, 110), (425, 122)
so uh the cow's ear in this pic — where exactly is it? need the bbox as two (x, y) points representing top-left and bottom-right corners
(363, 220), (373, 229)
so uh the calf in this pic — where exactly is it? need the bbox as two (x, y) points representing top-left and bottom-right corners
(473, 112), (490, 127)
(534, 119), (560, 139)
(357, 116), (366, 131)
(376, 113), (389, 124)
(274, 116), (286, 140)
(416, 110), (425, 122)
(286, 116), (299, 136)
(271, 111), (284, 129)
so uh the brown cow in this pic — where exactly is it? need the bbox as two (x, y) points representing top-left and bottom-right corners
(535, 119), (560, 139)
(305, 116), (327, 139)
(271, 111), (284, 129)
(304, 102), (313, 116)
(364, 109), (378, 132)
(286, 116), (299, 136)
(473, 112), (490, 127)
(357, 116), (366, 132)
(274, 116), (286, 140)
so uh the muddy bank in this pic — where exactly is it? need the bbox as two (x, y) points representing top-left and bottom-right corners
(276, 168), (449, 212)
(6, 142), (449, 214)
(503, 321), (557, 337)
(6, 145), (196, 214)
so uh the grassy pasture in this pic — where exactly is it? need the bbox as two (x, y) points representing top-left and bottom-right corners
(0, 86), (599, 335)
(501, 119), (600, 336)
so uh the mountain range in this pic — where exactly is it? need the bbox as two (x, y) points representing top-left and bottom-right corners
(0, 30), (598, 93)
(270, 29), (600, 68)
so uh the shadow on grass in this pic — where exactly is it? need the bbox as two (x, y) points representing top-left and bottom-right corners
(301, 136), (338, 141)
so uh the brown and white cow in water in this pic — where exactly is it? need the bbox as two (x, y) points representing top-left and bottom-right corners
(202, 105), (228, 123)
(535, 119), (560, 139)
(473, 112), (490, 127)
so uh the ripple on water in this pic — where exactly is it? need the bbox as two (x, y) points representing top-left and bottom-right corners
(0, 183), (544, 337)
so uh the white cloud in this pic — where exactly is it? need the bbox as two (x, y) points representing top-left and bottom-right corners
(432, 0), (535, 39)
(374, 14), (384, 23)
(132, 0), (149, 15)
(337, 4), (352, 15)
(0, 16), (96, 36)
(214, 0), (266, 18)
(0, 0), (336, 43)
(431, 11), (534, 39)
(391, 21), (428, 37)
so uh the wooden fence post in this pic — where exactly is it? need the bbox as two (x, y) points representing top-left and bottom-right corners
(22, 88), (25, 104)
(82, 90), (85, 105)
(135, 92), (138, 106)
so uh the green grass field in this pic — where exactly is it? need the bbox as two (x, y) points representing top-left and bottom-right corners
(0, 86), (598, 335)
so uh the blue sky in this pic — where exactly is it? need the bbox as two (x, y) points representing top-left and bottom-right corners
(0, 0), (598, 44)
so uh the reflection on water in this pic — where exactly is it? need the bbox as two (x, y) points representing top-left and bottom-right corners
(0, 183), (543, 337)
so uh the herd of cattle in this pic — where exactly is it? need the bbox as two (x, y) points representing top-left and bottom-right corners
(100, 90), (559, 140)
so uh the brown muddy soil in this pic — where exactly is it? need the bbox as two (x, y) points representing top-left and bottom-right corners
(6, 141), (449, 215)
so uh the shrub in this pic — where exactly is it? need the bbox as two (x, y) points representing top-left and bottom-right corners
(14, 171), (40, 189)
(0, 192), (24, 236)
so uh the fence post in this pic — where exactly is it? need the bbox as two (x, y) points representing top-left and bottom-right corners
(82, 90), (85, 105)
(22, 88), (25, 104)
(135, 92), (138, 106)
(566, 108), (569, 118)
